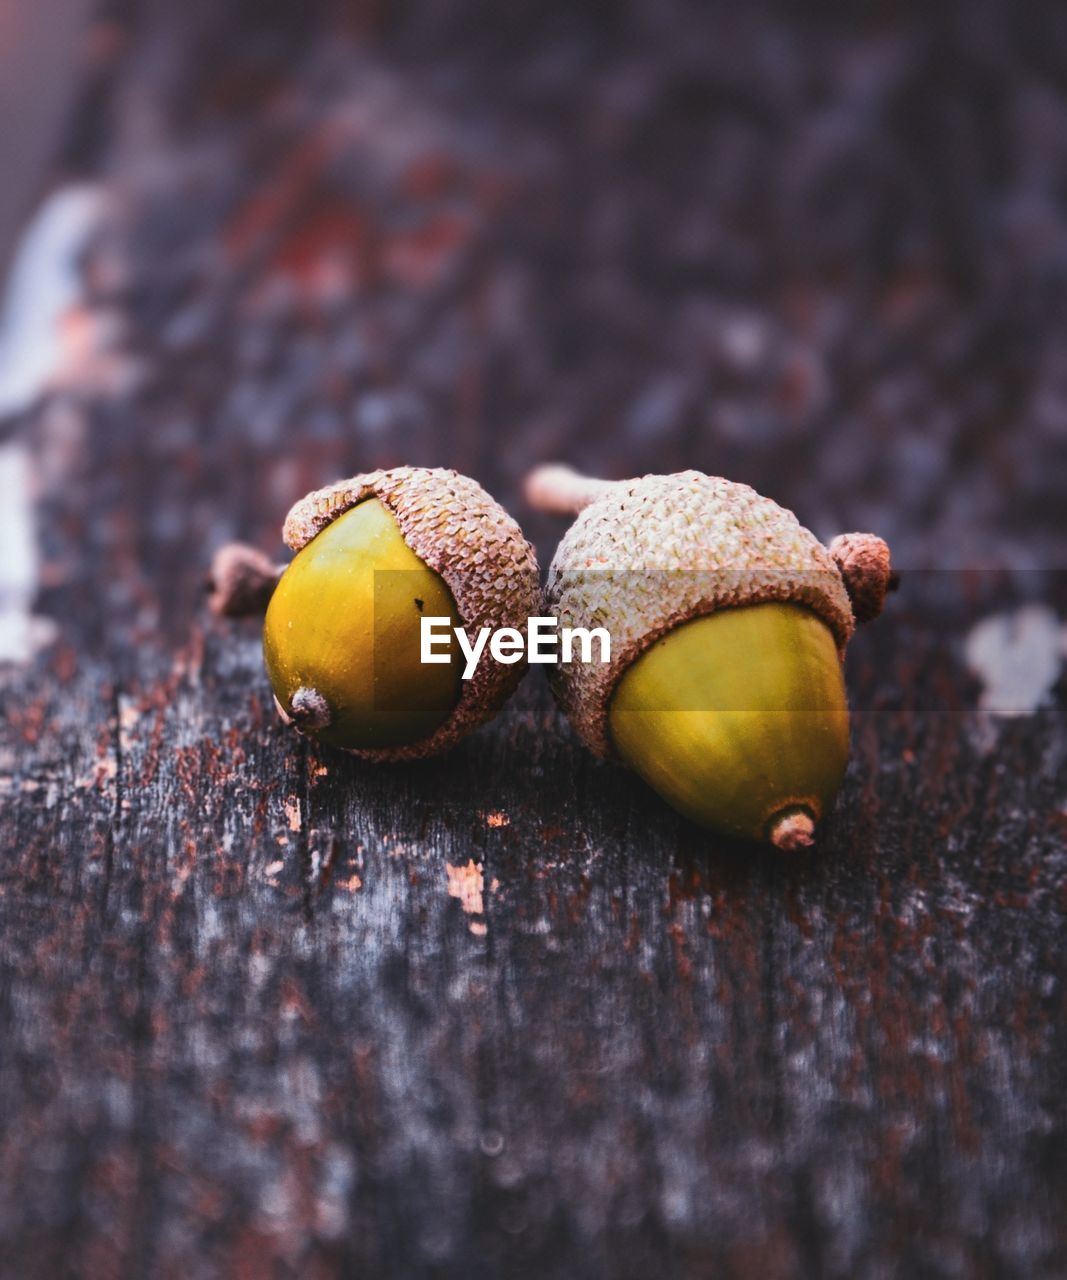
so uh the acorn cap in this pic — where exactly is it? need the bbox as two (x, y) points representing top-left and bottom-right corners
(282, 466), (540, 762)
(541, 470), (859, 759)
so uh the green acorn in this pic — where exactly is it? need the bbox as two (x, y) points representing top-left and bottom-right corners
(211, 467), (540, 761)
(526, 465), (892, 849)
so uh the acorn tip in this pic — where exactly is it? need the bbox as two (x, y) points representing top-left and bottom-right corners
(288, 687), (331, 731)
(768, 808), (816, 852)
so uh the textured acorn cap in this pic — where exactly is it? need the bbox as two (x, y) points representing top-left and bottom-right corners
(282, 466), (540, 761)
(542, 470), (857, 759)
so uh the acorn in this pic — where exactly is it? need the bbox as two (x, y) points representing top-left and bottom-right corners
(210, 467), (540, 760)
(525, 465), (893, 849)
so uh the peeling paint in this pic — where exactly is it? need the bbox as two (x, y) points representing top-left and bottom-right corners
(964, 605), (1066, 717)
(0, 185), (105, 419)
(445, 859), (484, 917)
(0, 443), (56, 664)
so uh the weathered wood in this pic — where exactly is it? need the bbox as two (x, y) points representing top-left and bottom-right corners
(1, 3), (1066, 1277)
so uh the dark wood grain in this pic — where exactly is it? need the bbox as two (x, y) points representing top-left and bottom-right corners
(1, 3), (1066, 1277)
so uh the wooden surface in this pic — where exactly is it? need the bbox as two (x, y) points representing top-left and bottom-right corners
(0, 0), (92, 276)
(1, 3), (1066, 1277)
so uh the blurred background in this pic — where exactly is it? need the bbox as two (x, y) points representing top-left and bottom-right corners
(2, 0), (1067, 646)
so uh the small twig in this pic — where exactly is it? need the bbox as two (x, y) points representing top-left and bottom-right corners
(523, 464), (622, 516)
(205, 542), (285, 618)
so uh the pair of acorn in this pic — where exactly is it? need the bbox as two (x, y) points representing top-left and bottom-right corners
(209, 465), (892, 850)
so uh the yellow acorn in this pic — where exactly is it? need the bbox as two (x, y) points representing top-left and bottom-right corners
(211, 467), (540, 760)
(525, 465), (892, 849)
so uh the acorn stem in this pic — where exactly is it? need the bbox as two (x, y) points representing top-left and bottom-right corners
(767, 807), (816, 852)
(206, 542), (285, 618)
(827, 532), (893, 624)
(524, 464), (621, 516)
